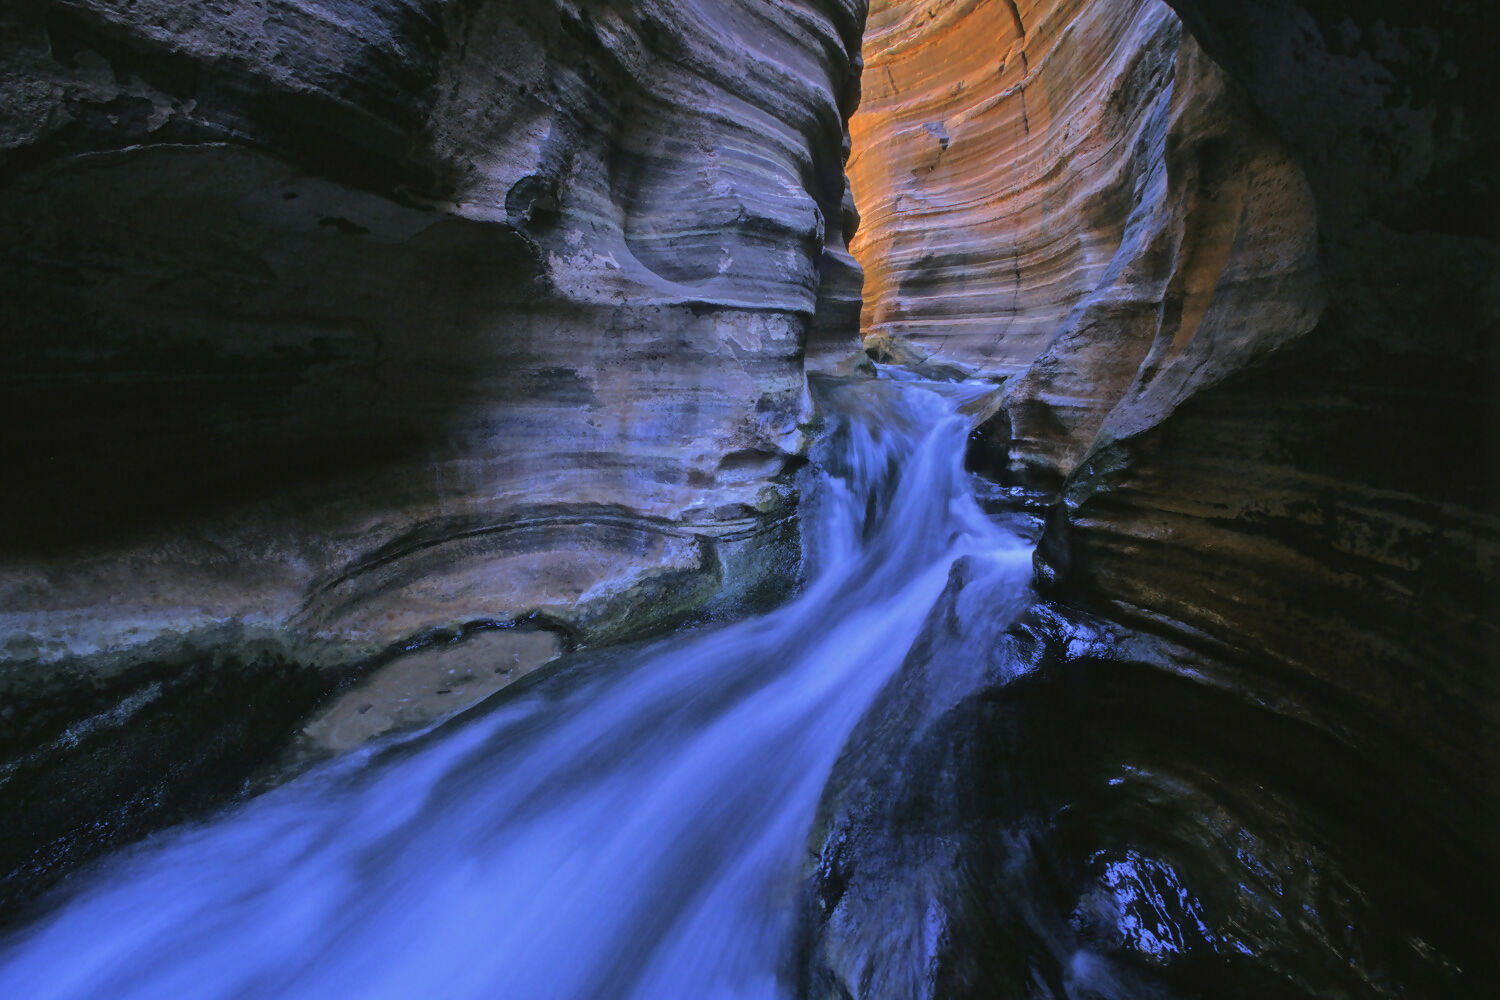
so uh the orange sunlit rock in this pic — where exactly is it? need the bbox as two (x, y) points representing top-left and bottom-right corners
(849, 0), (1181, 373)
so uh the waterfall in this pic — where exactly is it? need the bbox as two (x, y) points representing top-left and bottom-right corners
(0, 375), (1033, 1000)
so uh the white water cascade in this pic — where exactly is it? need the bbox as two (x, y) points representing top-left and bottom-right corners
(0, 375), (1034, 1000)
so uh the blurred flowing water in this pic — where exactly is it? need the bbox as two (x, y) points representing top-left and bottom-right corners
(0, 376), (1034, 1000)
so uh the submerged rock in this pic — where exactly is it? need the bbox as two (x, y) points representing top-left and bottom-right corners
(295, 625), (563, 759)
(0, 626), (344, 918)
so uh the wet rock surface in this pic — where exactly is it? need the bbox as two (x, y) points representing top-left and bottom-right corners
(294, 625), (563, 759)
(0, 627), (340, 918)
(0, 0), (1495, 993)
(815, 1), (1497, 995)
(803, 583), (1496, 998)
(847, 2), (1496, 800)
(0, 0), (863, 905)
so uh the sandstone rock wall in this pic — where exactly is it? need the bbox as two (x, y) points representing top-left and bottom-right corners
(850, 0), (1323, 485)
(0, 0), (866, 667)
(1045, 0), (1500, 803)
(849, 0), (1185, 375)
(847, 0), (1496, 786)
(811, 4), (1497, 991)
(0, 0), (868, 904)
(844, 0), (1498, 942)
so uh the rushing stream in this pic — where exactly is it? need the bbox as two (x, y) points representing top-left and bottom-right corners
(0, 375), (1034, 999)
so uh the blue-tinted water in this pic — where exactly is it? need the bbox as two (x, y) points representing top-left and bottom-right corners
(0, 377), (1032, 999)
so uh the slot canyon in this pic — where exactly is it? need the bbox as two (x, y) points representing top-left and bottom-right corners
(0, 0), (1495, 996)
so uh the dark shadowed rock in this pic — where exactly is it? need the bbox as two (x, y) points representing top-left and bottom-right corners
(844, 0), (1496, 892)
(0, 0), (868, 905)
(803, 599), (1497, 998)
(812, 0), (1497, 996)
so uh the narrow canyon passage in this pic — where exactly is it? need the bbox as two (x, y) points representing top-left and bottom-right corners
(1, 379), (1480, 1000)
(0, 377), (1036, 999)
(0, 0), (1493, 996)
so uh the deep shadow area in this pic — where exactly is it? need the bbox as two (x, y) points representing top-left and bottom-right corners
(0, 143), (541, 556)
(0, 629), (344, 923)
(804, 599), (1499, 999)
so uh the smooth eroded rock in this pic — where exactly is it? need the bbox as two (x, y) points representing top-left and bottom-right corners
(0, 0), (867, 907)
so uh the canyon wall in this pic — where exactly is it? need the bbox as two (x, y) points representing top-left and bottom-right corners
(812, 0), (1497, 994)
(0, 0), (866, 661)
(850, 0), (1190, 377)
(848, 0), (1496, 799)
(849, 0), (1323, 483)
(2, 0), (1494, 982)
(1038, 0), (1499, 793)
(0, 0), (866, 904)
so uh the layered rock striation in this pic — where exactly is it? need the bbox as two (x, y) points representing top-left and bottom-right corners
(850, 0), (1323, 482)
(846, 0), (1497, 804)
(850, 0), (1189, 377)
(2, 0), (1495, 985)
(810, 0), (1498, 994)
(0, 0), (866, 904)
(1034, 0), (1500, 799)
(0, 0), (866, 660)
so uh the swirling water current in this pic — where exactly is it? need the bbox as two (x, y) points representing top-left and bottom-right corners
(0, 376), (1033, 999)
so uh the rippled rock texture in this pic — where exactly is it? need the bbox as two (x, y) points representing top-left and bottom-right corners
(815, 0), (1497, 995)
(0, 0), (867, 658)
(851, 0), (1323, 483)
(851, 0), (1189, 377)
(0, 0), (865, 904)
(1033, 0), (1500, 820)
(849, 0), (1496, 830)
(3, 0), (1496, 987)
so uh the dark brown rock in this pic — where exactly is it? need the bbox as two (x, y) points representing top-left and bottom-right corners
(1039, 0), (1500, 798)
